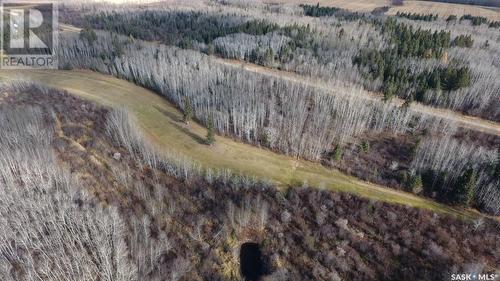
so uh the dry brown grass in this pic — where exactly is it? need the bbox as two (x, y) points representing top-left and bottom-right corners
(265, 0), (500, 21)
(389, 1), (500, 21)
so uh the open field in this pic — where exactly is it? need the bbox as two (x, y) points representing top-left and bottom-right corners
(265, 0), (500, 21)
(56, 0), (500, 21)
(388, 0), (500, 20)
(0, 69), (489, 219)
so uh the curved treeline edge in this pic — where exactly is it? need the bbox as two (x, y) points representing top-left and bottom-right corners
(396, 12), (438, 21)
(300, 4), (364, 21)
(446, 14), (500, 28)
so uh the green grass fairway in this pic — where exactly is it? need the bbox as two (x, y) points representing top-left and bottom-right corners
(0, 69), (484, 219)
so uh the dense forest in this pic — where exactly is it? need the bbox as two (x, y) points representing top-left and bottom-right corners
(353, 18), (475, 101)
(300, 4), (364, 20)
(73, 9), (330, 69)
(61, 5), (500, 121)
(0, 83), (498, 280)
(79, 11), (278, 48)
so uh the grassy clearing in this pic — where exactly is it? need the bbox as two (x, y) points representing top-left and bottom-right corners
(0, 69), (485, 219)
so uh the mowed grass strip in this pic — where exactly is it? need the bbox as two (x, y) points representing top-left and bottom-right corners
(0, 69), (483, 219)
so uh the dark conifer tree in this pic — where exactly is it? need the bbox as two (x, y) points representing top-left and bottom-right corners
(454, 168), (477, 206)
(183, 98), (194, 124)
(206, 114), (215, 145)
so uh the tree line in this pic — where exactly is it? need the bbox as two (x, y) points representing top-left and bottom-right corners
(422, 0), (500, 7)
(396, 12), (438, 21)
(446, 14), (500, 28)
(460, 14), (489, 26)
(300, 4), (364, 21)
(300, 4), (341, 17)
(411, 136), (499, 211)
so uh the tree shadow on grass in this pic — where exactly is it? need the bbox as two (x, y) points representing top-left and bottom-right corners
(154, 105), (206, 145)
(153, 105), (182, 122)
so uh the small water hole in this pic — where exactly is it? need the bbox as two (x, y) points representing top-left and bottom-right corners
(240, 242), (264, 281)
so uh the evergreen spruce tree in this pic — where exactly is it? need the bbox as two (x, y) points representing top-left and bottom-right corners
(79, 26), (97, 44)
(454, 168), (477, 206)
(383, 80), (397, 101)
(265, 48), (274, 65)
(206, 114), (215, 145)
(332, 145), (343, 161)
(410, 174), (423, 194)
(111, 35), (124, 58)
(183, 98), (193, 124)
(494, 150), (500, 180)
(446, 15), (457, 22)
(415, 79), (427, 102)
(433, 71), (442, 93)
(207, 44), (215, 55)
(456, 67), (471, 89)
(360, 140), (370, 153)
